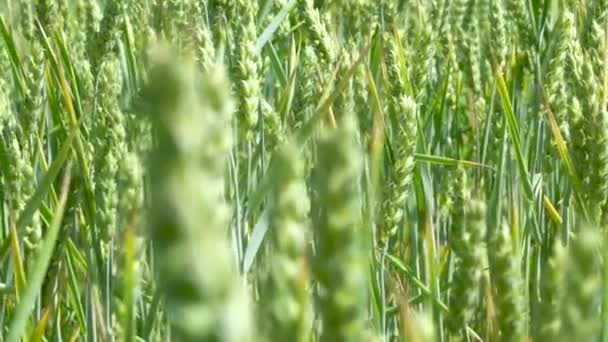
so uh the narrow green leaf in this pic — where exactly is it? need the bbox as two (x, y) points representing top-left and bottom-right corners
(414, 153), (494, 170)
(7, 166), (72, 342)
(242, 208), (271, 273)
(495, 72), (534, 201)
(256, 0), (297, 53)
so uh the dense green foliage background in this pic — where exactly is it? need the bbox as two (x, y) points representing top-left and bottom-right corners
(1, 0), (607, 341)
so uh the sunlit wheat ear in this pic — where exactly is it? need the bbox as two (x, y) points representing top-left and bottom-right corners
(260, 99), (283, 150)
(298, 0), (335, 65)
(589, 106), (608, 225)
(0, 76), (41, 252)
(546, 8), (575, 143)
(260, 142), (311, 341)
(342, 0), (377, 40)
(487, 221), (524, 341)
(487, 0), (508, 68)
(381, 32), (417, 245)
(143, 46), (252, 341)
(117, 151), (144, 228)
(334, 47), (355, 123)
(292, 45), (321, 129)
(313, 115), (369, 341)
(125, 0), (153, 53)
(569, 40), (607, 223)
(18, 26), (44, 143)
(408, 7), (434, 97)
(234, 0), (262, 142)
(506, 0), (532, 48)
(159, 0), (187, 42)
(587, 20), (606, 77)
(74, 0), (102, 45)
(36, 0), (68, 35)
(578, 23), (608, 225)
(18, 0), (37, 41)
(349, 49), (372, 139)
(89, 0), (125, 72)
(92, 56), (126, 246)
(192, 17), (215, 72)
(448, 0), (469, 64)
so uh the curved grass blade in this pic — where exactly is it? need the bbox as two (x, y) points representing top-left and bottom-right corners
(495, 72), (534, 201)
(256, 0), (297, 53)
(242, 208), (271, 273)
(542, 195), (563, 226)
(30, 305), (52, 342)
(386, 254), (449, 313)
(542, 96), (590, 220)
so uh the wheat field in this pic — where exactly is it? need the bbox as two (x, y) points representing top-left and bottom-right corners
(0, 1), (607, 341)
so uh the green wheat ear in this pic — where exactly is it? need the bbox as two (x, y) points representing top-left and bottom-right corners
(560, 226), (602, 340)
(89, 0), (125, 72)
(381, 31), (417, 246)
(234, 0), (262, 142)
(0, 66), (41, 252)
(488, 0), (508, 68)
(93, 56), (127, 245)
(448, 168), (486, 337)
(487, 221), (525, 341)
(545, 7), (575, 142)
(143, 46), (252, 341)
(260, 142), (311, 341)
(36, 0), (68, 35)
(298, 0), (335, 65)
(313, 115), (369, 341)
(506, 0), (532, 48)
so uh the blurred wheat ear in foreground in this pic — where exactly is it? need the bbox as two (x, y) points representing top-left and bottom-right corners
(143, 47), (252, 341)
